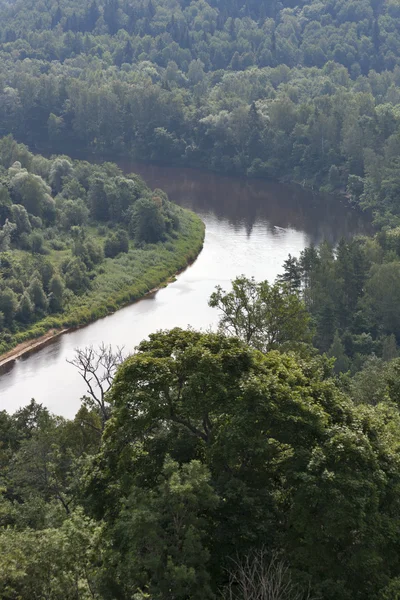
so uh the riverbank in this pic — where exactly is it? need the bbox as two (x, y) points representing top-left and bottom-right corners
(0, 329), (69, 368)
(0, 209), (205, 364)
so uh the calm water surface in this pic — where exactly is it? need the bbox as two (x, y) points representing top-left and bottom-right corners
(0, 164), (370, 417)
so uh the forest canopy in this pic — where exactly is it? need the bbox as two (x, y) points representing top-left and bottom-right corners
(3, 324), (400, 599)
(3, 0), (400, 599)
(0, 0), (400, 222)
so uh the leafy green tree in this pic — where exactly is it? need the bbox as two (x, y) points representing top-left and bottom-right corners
(209, 275), (311, 352)
(10, 204), (31, 238)
(0, 509), (102, 600)
(85, 328), (400, 600)
(64, 258), (90, 294)
(73, 238), (104, 269)
(104, 458), (218, 600)
(28, 231), (45, 254)
(60, 199), (89, 230)
(88, 176), (109, 222)
(47, 113), (65, 145)
(49, 158), (73, 194)
(104, 229), (129, 258)
(365, 261), (400, 338)
(48, 274), (65, 313)
(349, 356), (389, 405)
(10, 171), (52, 217)
(0, 185), (12, 225)
(130, 197), (166, 244)
(17, 291), (34, 323)
(382, 334), (398, 361)
(28, 278), (48, 313)
(0, 288), (17, 326)
(0, 220), (16, 251)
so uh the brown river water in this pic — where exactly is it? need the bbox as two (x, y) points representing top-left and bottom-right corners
(0, 163), (370, 417)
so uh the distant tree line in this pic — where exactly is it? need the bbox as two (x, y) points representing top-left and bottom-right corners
(0, 1), (400, 223)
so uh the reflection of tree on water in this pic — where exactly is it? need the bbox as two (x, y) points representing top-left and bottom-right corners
(121, 161), (371, 246)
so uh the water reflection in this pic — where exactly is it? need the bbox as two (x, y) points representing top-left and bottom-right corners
(0, 163), (371, 417)
(121, 162), (370, 245)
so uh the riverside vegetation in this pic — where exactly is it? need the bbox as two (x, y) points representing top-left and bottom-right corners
(0, 135), (204, 355)
(3, 295), (400, 600)
(4, 0), (400, 599)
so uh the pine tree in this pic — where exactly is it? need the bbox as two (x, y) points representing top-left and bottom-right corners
(382, 334), (398, 362)
(51, 6), (62, 28)
(85, 1), (100, 31)
(278, 254), (301, 291)
(328, 331), (350, 374)
(104, 0), (119, 34)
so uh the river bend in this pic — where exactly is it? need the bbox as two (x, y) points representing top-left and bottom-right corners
(0, 164), (370, 417)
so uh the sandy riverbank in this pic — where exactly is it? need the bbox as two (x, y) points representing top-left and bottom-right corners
(0, 329), (69, 369)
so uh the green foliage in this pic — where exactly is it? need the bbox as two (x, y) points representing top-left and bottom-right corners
(0, 185), (12, 225)
(104, 229), (129, 258)
(60, 199), (89, 230)
(0, 510), (103, 600)
(107, 457), (218, 599)
(49, 158), (73, 194)
(4, 2), (400, 597)
(28, 231), (45, 254)
(130, 197), (166, 244)
(365, 261), (400, 338)
(328, 330), (351, 373)
(10, 204), (31, 237)
(209, 275), (311, 352)
(82, 328), (400, 600)
(10, 169), (52, 218)
(0, 220), (16, 252)
(48, 274), (65, 313)
(28, 277), (48, 313)
(0, 287), (17, 325)
(17, 291), (34, 323)
(0, 140), (202, 353)
(0, 0), (400, 224)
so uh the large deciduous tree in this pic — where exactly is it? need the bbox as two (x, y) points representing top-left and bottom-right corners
(209, 275), (311, 352)
(84, 328), (400, 600)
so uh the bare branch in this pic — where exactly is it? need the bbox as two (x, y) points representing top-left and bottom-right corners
(222, 550), (315, 600)
(67, 343), (126, 429)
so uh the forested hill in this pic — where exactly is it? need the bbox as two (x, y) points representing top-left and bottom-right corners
(0, 0), (394, 74)
(7, 3), (400, 600)
(1, 0), (400, 224)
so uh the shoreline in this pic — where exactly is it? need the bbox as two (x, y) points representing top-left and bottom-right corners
(0, 329), (69, 369)
(0, 222), (205, 369)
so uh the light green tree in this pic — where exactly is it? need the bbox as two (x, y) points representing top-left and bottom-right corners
(209, 275), (311, 352)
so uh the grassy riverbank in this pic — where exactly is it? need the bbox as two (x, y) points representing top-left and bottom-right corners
(0, 206), (204, 357)
(0, 137), (205, 357)
(0, 208), (204, 358)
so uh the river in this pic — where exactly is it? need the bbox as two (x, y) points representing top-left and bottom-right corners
(0, 164), (370, 418)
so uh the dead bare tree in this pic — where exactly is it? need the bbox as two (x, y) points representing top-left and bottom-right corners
(67, 343), (125, 429)
(222, 550), (314, 600)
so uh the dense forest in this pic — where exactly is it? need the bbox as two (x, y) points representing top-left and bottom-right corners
(4, 0), (400, 599)
(1, 0), (400, 223)
(0, 135), (204, 354)
(4, 307), (400, 600)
